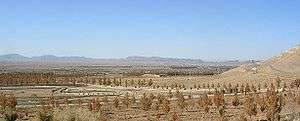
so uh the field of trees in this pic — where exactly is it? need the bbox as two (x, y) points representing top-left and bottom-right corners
(0, 72), (300, 121)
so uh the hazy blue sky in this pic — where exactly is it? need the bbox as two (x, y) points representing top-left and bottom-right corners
(0, 0), (299, 61)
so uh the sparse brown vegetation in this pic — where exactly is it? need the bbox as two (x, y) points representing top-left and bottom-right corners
(0, 64), (299, 121)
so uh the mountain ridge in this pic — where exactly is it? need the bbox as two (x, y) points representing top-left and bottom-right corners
(0, 54), (245, 62)
(0, 54), (253, 66)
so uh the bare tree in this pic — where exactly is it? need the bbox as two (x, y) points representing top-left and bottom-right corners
(244, 94), (257, 120)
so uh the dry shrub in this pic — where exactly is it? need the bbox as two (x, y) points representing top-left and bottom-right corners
(130, 94), (136, 106)
(233, 85), (238, 94)
(270, 83), (276, 91)
(151, 95), (170, 119)
(35, 108), (53, 121)
(90, 98), (102, 112)
(244, 94), (257, 118)
(0, 93), (6, 111)
(176, 91), (187, 109)
(0, 94), (18, 121)
(7, 94), (17, 110)
(256, 95), (266, 113)
(148, 79), (153, 87)
(171, 112), (180, 121)
(240, 84), (245, 94)
(4, 109), (18, 121)
(265, 89), (284, 121)
(0, 93), (17, 111)
(152, 101), (160, 111)
(40, 107), (107, 121)
(264, 83), (268, 89)
(157, 93), (164, 105)
(153, 94), (165, 111)
(232, 94), (240, 107)
(122, 93), (131, 109)
(140, 93), (154, 111)
(218, 105), (226, 118)
(77, 98), (82, 107)
(63, 97), (70, 106)
(213, 91), (225, 108)
(251, 84), (257, 93)
(162, 97), (170, 114)
(113, 96), (120, 109)
(187, 94), (196, 110)
(245, 83), (251, 94)
(198, 94), (212, 113)
(258, 83), (261, 91)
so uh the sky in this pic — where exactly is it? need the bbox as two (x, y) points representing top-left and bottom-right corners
(0, 0), (299, 61)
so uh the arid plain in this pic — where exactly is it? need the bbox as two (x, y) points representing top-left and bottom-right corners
(0, 45), (300, 121)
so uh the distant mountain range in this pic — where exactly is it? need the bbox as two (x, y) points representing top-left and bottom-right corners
(0, 54), (29, 60)
(126, 56), (204, 63)
(0, 54), (255, 66)
(0, 54), (89, 61)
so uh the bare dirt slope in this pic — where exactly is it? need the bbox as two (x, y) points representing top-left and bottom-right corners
(263, 45), (300, 76)
(217, 44), (300, 84)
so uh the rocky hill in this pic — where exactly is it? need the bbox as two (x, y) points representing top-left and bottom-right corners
(219, 44), (300, 84)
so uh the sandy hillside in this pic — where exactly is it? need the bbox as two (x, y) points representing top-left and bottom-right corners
(217, 44), (300, 84)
